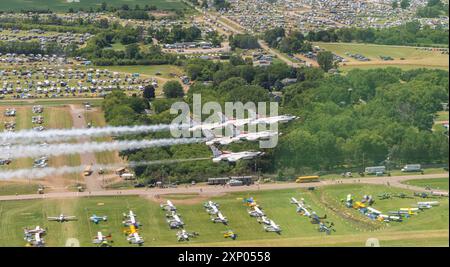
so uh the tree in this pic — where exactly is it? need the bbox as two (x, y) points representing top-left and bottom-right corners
(163, 81), (184, 98)
(392, 0), (399, 9)
(317, 51), (334, 72)
(143, 85), (156, 100)
(400, 0), (410, 9)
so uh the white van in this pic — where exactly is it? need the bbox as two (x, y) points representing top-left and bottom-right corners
(401, 164), (422, 172)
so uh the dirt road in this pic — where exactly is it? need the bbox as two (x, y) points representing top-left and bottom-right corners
(1, 173), (447, 201)
(68, 104), (103, 192)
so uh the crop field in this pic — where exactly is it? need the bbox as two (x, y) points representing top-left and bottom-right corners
(0, 0), (188, 12)
(403, 178), (449, 191)
(0, 184), (447, 247)
(314, 42), (449, 71)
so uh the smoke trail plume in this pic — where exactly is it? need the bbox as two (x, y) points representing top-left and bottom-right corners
(0, 124), (190, 144)
(1, 138), (205, 159)
(0, 158), (210, 180)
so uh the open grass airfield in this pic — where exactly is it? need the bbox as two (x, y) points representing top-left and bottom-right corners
(314, 42), (449, 71)
(0, 183), (448, 247)
(0, 0), (188, 11)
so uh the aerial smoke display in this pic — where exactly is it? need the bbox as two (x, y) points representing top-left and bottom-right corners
(1, 138), (205, 159)
(0, 158), (210, 180)
(0, 124), (189, 144)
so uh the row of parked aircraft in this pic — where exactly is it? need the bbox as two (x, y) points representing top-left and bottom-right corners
(244, 197), (282, 234)
(291, 197), (335, 235)
(345, 193), (441, 222)
(123, 210), (144, 245)
(160, 200), (198, 241)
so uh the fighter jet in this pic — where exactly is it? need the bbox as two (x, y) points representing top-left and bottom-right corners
(89, 214), (108, 224)
(47, 214), (77, 222)
(210, 145), (264, 163)
(249, 114), (299, 125)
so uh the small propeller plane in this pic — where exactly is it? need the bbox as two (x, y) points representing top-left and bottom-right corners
(211, 211), (228, 225)
(90, 214), (108, 224)
(24, 226), (46, 247)
(122, 210), (140, 227)
(47, 214), (77, 222)
(166, 211), (184, 229)
(263, 219), (281, 234)
(92, 232), (112, 247)
(204, 201), (220, 215)
(160, 200), (177, 212)
(127, 232), (144, 245)
(176, 230), (199, 242)
(248, 206), (265, 217)
(290, 197), (311, 216)
(318, 222), (335, 235)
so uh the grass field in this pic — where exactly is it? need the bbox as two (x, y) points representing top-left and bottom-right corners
(436, 111), (449, 121)
(0, 184), (447, 247)
(0, 0), (188, 11)
(314, 42), (449, 71)
(403, 178), (449, 191)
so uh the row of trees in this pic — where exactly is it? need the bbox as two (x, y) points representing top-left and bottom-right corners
(149, 25), (202, 44)
(307, 21), (448, 47)
(263, 27), (312, 54)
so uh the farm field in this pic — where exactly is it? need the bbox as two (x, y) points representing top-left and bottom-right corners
(314, 42), (449, 70)
(0, 0), (188, 12)
(0, 185), (447, 247)
(403, 178), (449, 191)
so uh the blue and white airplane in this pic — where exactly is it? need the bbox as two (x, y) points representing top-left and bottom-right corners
(89, 214), (108, 224)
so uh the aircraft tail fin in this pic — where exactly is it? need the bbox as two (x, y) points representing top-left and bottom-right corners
(209, 145), (222, 157)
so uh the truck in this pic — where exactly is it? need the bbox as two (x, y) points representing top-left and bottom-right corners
(83, 165), (93, 176)
(121, 173), (135, 180)
(365, 166), (386, 175)
(401, 164), (422, 172)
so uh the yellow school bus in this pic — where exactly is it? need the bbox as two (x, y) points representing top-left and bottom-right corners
(295, 175), (320, 183)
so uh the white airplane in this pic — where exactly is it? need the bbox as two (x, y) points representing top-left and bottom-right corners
(0, 158), (12, 165)
(210, 145), (264, 163)
(417, 201), (439, 207)
(204, 127), (279, 146)
(257, 216), (271, 225)
(127, 232), (144, 245)
(249, 115), (299, 125)
(166, 211), (184, 229)
(204, 201), (219, 215)
(92, 232), (111, 246)
(122, 210), (139, 227)
(160, 200), (177, 211)
(211, 211), (228, 225)
(176, 230), (198, 242)
(366, 207), (382, 215)
(290, 197), (311, 217)
(248, 206), (265, 217)
(24, 226), (46, 235)
(47, 214), (77, 222)
(264, 220), (281, 234)
(188, 115), (228, 132)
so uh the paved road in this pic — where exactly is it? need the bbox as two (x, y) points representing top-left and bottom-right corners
(69, 104), (103, 191)
(1, 173), (447, 201)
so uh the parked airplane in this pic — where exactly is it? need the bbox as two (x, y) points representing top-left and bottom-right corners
(290, 197), (311, 216)
(24, 226), (46, 247)
(122, 210), (140, 227)
(89, 214), (108, 224)
(264, 220), (281, 234)
(127, 232), (144, 245)
(318, 222), (335, 235)
(160, 200), (177, 211)
(176, 230), (199, 242)
(0, 158), (12, 165)
(210, 145), (264, 163)
(47, 214), (77, 222)
(166, 211), (184, 229)
(92, 232), (111, 247)
(33, 157), (48, 168)
(204, 201), (219, 215)
(211, 211), (228, 225)
(248, 206), (265, 217)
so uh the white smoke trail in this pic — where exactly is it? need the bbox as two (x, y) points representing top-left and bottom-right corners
(1, 138), (205, 159)
(0, 124), (190, 144)
(0, 158), (210, 180)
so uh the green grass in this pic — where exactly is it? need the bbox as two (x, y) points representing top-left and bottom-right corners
(103, 65), (184, 79)
(436, 111), (449, 121)
(0, 98), (104, 107)
(403, 178), (449, 191)
(0, 185), (447, 247)
(315, 42), (449, 71)
(0, 183), (40, 196)
(0, 0), (189, 11)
